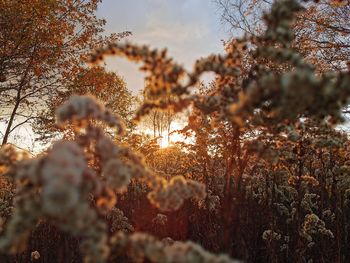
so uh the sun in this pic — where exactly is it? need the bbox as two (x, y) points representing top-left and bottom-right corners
(159, 135), (169, 148)
(159, 128), (190, 148)
(136, 120), (191, 148)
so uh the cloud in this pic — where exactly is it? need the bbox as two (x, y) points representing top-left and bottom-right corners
(97, 0), (226, 94)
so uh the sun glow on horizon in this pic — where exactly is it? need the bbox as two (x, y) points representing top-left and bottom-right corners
(137, 121), (192, 149)
(159, 130), (187, 148)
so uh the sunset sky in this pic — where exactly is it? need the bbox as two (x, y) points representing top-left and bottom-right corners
(96, 0), (228, 94)
(0, 0), (230, 151)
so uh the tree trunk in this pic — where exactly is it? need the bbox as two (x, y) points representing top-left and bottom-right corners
(2, 88), (22, 145)
(1, 54), (33, 145)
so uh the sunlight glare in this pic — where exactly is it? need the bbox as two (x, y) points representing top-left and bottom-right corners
(159, 130), (186, 148)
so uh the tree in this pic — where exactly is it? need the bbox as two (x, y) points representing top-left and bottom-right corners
(138, 84), (179, 144)
(34, 66), (134, 142)
(215, 0), (350, 71)
(0, 0), (131, 145)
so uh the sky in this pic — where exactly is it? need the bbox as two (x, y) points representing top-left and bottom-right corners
(1, 0), (229, 151)
(96, 0), (228, 94)
(2, 1), (350, 151)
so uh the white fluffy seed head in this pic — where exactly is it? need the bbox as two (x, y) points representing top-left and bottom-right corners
(56, 95), (124, 134)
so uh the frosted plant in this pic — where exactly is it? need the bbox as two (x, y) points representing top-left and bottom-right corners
(0, 145), (30, 227)
(102, 159), (131, 192)
(106, 207), (134, 233)
(246, 173), (268, 204)
(300, 176), (319, 187)
(279, 235), (290, 252)
(40, 142), (87, 214)
(31, 250), (40, 261)
(273, 203), (290, 218)
(0, 145), (19, 175)
(301, 214), (334, 244)
(198, 190), (220, 212)
(161, 237), (175, 246)
(111, 232), (240, 263)
(336, 165), (350, 190)
(148, 176), (206, 212)
(152, 213), (168, 226)
(0, 95), (209, 263)
(56, 94), (125, 134)
(0, 140), (108, 262)
(0, 175), (14, 226)
(0, 144), (30, 176)
(262, 230), (281, 242)
(322, 209), (335, 223)
(300, 194), (319, 214)
(288, 175), (319, 188)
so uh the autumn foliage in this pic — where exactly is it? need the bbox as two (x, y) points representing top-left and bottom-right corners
(1, 0), (350, 263)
